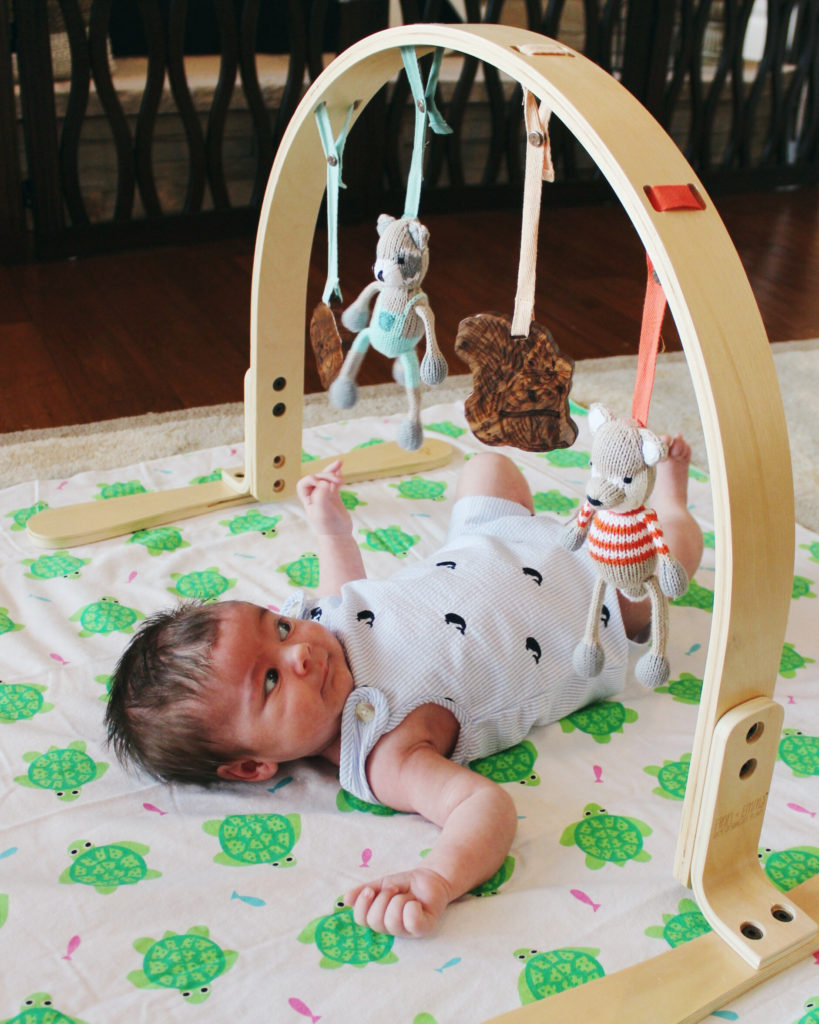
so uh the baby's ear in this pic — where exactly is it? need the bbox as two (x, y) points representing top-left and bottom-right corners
(216, 758), (278, 783)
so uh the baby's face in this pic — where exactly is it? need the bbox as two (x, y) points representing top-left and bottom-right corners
(203, 601), (353, 780)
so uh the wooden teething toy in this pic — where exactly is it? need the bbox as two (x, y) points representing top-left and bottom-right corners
(455, 88), (577, 452)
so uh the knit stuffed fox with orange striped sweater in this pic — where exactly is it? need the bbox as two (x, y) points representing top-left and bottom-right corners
(562, 404), (689, 688)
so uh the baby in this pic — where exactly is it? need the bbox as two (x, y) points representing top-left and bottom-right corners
(106, 444), (702, 938)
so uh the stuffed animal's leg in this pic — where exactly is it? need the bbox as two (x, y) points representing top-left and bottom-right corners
(573, 577), (608, 678)
(416, 304), (448, 386)
(394, 351), (423, 451)
(329, 331), (370, 410)
(634, 575), (672, 688)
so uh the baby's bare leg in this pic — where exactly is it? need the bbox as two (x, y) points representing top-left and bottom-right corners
(454, 452), (535, 513)
(618, 435), (705, 638)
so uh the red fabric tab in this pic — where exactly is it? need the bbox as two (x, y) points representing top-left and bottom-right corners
(644, 184), (705, 211)
(632, 255), (667, 427)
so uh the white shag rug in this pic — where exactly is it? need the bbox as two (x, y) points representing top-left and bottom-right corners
(2, 340), (817, 531)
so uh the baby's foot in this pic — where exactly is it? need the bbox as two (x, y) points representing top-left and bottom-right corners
(653, 434), (692, 509)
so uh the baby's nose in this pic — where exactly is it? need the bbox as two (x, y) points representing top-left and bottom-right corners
(290, 643), (313, 676)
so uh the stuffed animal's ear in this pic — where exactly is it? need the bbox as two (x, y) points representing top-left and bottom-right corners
(588, 403), (614, 435)
(640, 429), (667, 466)
(376, 213), (395, 236)
(407, 219), (429, 251)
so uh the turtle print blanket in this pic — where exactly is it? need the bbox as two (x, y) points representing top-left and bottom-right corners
(1, 401), (817, 1023)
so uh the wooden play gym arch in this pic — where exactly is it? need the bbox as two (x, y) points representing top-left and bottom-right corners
(27, 24), (818, 1022)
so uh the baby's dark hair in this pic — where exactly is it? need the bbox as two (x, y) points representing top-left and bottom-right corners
(105, 601), (246, 787)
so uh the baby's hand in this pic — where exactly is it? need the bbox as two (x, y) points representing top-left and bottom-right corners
(296, 459), (351, 537)
(344, 867), (451, 938)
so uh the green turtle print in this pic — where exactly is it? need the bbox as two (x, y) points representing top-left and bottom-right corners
(800, 541), (819, 564)
(532, 490), (579, 516)
(469, 740), (540, 785)
(70, 596), (144, 637)
(777, 729), (819, 777)
(470, 855), (515, 896)
(5, 501), (48, 531)
(559, 700), (638, 743)
(779, 643), (815, 679)
(128, 926), (238, 1002)
(790, 997), (819, 1024)
(0, 681), (53, 724)
(59, 839), (161, 893)
(541, 448), (590, 469)
(202, 812), (301, 867)
(389, 477), (447, 501)
(560, 803), (652, 869)
(220, 508), (281, 537)
(0, 608), (24, 637)
(95, 480), (148, 500)
(0, 992), (90, 1024)
(759, 845), (819, 892)
(645, 898), (711, 946)
(167, 567), (236, 602)
(190, 469), (222, 484)
(425, 420), (466, 438)
(22, 550), (90, 580)
(792, 575), (816, 599)
(643, 752), (691, 800)
(298, 899), (399, 968)
(278, 552), (320, 588)
(671, 579), (714, 611)
(340, 489), (366, 510)
(337, 789), (400, 816)
(654, 672), (703, 704)
(129, 526), (190, 556)
(15, 741), (108, 801)
(359, 525), (419, 557)
(514, 946), (605, 1003)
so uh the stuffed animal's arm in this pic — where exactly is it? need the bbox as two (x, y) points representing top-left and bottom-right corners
(415, 303), (448, 386)
(643, 508), (689, 598)
(340, 281), (381, 333)
(657, 555), (689, 599)
(561, 500), (594, 552)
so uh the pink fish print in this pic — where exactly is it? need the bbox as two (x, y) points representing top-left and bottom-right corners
(787, 802), (816, 817)
(592, 765), (603, 783)
(126, 571), (138, 583)
(570, 889), (601, 912)
(49, 653), (69, 666)
(57, 480), (68, 490)
(62, 935), (81, 961)
(143, 802), (168, 816)
(288, 997), (321, 1022)
(360, 848), (372, 868)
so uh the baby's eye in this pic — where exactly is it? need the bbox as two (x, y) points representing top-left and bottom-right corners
(277, 618), (292, 641)
(264, 669), (279, 695)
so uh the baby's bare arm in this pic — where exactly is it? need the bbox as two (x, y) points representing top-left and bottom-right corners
(296, 459), (366, 596)
(345, 710), (518, 937)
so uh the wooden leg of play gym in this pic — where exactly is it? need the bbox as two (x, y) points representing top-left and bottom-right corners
(483, 697), (819, 1024)
(24, 438), (453, 549)
(483, 871), (819, 1024)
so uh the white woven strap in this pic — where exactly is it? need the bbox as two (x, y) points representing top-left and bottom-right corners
(511, 90), (554, 337)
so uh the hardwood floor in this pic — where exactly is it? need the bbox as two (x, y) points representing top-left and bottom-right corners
(1, 184), (817, 434)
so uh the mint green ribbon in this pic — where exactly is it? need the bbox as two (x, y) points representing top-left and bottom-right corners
(400, 46), (452, 219)
(314, 100), (357, 305)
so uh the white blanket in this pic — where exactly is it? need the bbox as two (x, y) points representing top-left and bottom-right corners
(1, 402), (817, 1023)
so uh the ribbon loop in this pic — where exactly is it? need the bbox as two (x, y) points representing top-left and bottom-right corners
(400, 45), (452, 219)
(315, 100), (357, 305)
